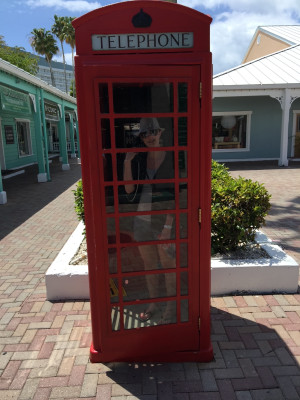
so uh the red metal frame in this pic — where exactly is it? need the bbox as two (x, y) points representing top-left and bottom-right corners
(73, 1), (213, 362)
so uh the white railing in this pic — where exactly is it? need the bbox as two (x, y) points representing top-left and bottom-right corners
(49, 142), (78, 153)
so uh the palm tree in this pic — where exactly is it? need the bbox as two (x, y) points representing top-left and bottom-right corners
(30, 28), (59, 87)
(63, 17), (76, 93)
(0, 35), (6, 46)
(52, 15), (68, 92)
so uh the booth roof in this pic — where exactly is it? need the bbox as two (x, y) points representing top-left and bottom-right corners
(72, 1), (212, 29)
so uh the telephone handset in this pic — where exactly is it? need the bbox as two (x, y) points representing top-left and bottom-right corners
(124, 130), (145, 167)
(125, 132), (143, 149)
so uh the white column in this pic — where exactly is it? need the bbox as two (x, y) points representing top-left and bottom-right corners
(0, 191), (7, 204)
(0, 159), (7, 204)
(278, 89), (291, 166)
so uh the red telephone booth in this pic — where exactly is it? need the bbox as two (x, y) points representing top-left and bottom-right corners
(73, 0), (213, 362)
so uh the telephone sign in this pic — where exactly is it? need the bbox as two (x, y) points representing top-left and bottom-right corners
(92, 32), (194, 51)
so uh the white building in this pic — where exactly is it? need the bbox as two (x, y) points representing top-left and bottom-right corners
(212, 26), (300, 166)
(36, 56), (74, 93)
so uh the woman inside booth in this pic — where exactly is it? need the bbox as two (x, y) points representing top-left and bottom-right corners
(123, 117), (176, 324)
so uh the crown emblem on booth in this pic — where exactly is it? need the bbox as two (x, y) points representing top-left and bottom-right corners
(132, 9), (152, 28)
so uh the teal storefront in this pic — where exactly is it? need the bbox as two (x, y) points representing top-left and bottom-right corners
(0, 58), (78, 204)
(0, 85), (37, 170)
(212, 96), (282, 162)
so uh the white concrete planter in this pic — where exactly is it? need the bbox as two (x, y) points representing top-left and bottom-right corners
(211, 231), (299, 295)
(45, 223), (299, 301)
(45, 222), (89, 301)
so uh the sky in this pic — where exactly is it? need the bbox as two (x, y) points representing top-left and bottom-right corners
(1, 0), (300, 75)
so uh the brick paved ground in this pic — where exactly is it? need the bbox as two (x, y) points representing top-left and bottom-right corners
(0, 158), (299, 399)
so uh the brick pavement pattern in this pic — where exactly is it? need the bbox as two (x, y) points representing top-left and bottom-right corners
(0, 159), (299, 399)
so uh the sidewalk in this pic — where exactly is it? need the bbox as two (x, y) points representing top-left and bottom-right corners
(0, 159), (299, 400)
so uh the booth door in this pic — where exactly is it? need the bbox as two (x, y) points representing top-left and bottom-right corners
(97, 66), (201, 356)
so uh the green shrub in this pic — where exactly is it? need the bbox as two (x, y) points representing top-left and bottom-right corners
(211, 160), (271, 254)
(74, 162), (272, 255)
(73, 179), (85, 234)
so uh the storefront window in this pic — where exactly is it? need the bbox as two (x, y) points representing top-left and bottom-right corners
(16, 120), (32, 157)
(212, 112), (251, 150)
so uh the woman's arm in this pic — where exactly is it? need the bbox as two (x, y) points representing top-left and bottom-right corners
(159, 214), (174, 240)
(123, 153), (137, 194)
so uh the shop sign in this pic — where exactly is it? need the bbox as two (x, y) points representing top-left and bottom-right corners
(0, 85), (31, 114)
(4, 125), (14, 144)
(92, 32), (193, 51)
(44, 102), (60, 121)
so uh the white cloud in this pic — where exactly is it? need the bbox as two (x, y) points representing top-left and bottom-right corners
(24, 0), (101, 12)
(24, 0), (300, 74)
(53, 52), (73, 65)
(212, 10), (299, 74)
(178, 0), (300, 74)
(179, 0), (300, 16)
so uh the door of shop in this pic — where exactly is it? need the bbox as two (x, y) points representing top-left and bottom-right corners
(87, 65), (203, 360)
(0, 123), (5, 169)
(294, 114), (300, 158)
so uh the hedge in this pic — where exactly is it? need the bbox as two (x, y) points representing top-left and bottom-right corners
(74, 160), (271, 254)
(211, 160), (271, 254)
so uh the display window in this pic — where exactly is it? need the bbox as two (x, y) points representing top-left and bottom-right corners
(212, 112), (251, 151)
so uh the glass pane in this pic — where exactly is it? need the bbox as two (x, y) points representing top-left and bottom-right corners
(180, 214), (187, 239)
(181, 299), (189, 323)
(180, 243), (188, 268)
(114, 118), (174, 149)
(178, 82), (188, 112)
(110, 278), (119, 303)
(103, 154), (113, 181)
(113, 83), (173, 114)
(122, 272), (176, 301)
(101, 119), (111, 149)
(179, 183), (187, 209)
(117, 151), (175, 182)
(107, 218), (116, 244)
(111, 306), (120, 331)
(180, 271), (188, 296)
(179, 151), (187, 178)
(119, 214), (175, 243)
(108, 248), (117, 274)
(99, 83), (109, 114)
(121, 243), (176, 273)
(178, 117), (187, 146)
(119, 183), (175, 213)
(123, 300), (177, 329)
(105, 186), (114, 213)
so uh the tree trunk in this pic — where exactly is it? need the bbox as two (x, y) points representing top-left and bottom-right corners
(48, 62), (56, 87)
(60, 41), (68, 93)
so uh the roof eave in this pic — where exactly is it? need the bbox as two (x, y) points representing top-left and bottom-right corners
(213, 83), (300, 98)
(213, 83), (300, 90)
(0, 58), (77, 105)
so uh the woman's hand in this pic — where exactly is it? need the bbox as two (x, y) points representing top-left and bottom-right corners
(124, 152), (137, 162)
(159, 226), (172, 241)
